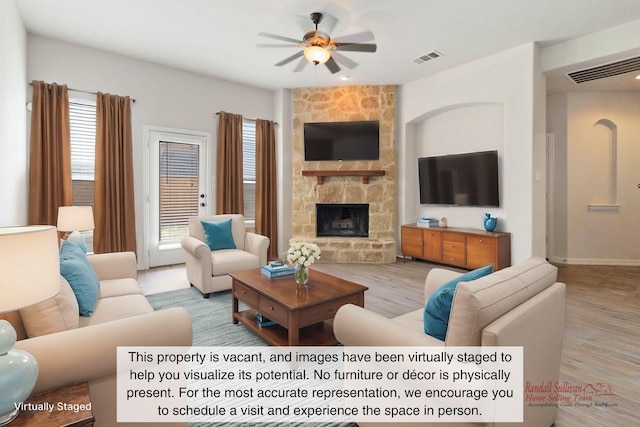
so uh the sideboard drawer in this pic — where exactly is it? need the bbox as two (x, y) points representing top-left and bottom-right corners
(402, 226), (423, 242)
(442, 233), (466, 267)
(442, 232), (466, 243)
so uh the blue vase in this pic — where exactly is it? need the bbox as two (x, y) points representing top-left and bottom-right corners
(483, 213), (497, 232)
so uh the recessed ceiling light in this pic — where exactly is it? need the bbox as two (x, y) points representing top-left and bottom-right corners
(635, 74), (640, 80)
(340, 75), (350, 81)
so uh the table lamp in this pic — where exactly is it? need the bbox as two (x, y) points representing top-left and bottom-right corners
(57, 206), (95, 252)
(0, 225), (60, 425)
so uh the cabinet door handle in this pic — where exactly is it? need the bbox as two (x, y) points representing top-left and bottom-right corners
(270, 306), (274, 311)
(479, 239), (483, 243)
(242, 290), (246, 294)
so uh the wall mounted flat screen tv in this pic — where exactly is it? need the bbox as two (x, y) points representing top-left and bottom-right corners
(304, 120), (380, 161)
(418, 150), (500, 206)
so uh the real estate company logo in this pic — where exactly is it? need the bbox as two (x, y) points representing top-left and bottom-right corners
(525, 380), (618, 409)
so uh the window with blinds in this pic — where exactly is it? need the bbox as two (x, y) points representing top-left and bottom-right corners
(159, 141), (199, 244)
(242, 119), (256, 223)
(69, 99), (96, 252)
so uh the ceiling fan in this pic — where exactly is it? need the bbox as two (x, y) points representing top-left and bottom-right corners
(257, 12), (377, 74)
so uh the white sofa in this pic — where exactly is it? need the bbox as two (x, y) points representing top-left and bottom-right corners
(334, 257), (566, 427)
(181, 214), (270, 298)
(2, 251), (192, 427)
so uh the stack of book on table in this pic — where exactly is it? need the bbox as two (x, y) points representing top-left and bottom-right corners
(255, 312), (277, 327)
(261, 261), (295, 278)
(416, 217), (440, 228)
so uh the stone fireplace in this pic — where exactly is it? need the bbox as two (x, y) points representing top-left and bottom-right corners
(291, 85), (396, 263)
(317, 204), (369, 238)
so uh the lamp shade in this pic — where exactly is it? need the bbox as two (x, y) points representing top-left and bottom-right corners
(304, 46), (331, 65)
(57, 206), (95, 232)
(0, 225), (60, 312)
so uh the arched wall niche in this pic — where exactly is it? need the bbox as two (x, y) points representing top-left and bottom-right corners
(403, 101), (506, 229)
(588, 118), (619, 211)
(408, 101), (505, 125)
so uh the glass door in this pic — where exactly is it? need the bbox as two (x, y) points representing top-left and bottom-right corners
(148, 129), (209, 267)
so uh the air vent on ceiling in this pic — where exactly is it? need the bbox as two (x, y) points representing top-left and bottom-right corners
(411, 50), (443, 64)
(566, 55), (640, 84)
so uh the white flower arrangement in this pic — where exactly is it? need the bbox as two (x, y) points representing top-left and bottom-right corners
(286, 240), (321, 267)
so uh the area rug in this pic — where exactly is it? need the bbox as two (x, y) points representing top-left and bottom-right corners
(146, 286), (266, 346)
(146, 287), (353, 427)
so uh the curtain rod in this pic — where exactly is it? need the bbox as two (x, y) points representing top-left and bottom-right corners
(216, 111), (278, 125)
(29, 82), (136, 103)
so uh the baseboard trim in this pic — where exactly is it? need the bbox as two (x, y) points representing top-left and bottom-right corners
(550, 256), (640, 266)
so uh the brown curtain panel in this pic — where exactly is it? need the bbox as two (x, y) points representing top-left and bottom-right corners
(255, 119), (278, 260)
(93, 92), (136, 254)
(28, 81), (72, 226)
(215, 112), (244, 214)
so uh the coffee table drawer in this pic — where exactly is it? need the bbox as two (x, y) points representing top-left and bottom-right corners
(299, 295), (361, 327)
(259, 296), (288, 325)
(234, 282), (258, 308)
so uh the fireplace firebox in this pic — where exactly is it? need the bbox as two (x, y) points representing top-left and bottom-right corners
(316, 204), (369, 237)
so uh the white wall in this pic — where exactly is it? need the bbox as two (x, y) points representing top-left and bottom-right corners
(0, 0), (28, 226)
(27, 35), (275, 268)
(398, 43), (546, 264)
(546, 94), (568, 260)
(549, 91), (640, 264)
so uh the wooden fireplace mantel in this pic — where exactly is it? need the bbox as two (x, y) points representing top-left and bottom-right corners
(301, 170), (385, 184)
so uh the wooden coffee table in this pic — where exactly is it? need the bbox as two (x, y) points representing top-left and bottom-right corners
(230, 268), (368, 346)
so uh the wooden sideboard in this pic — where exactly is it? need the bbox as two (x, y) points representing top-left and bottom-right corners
(401, 224), (511, 271)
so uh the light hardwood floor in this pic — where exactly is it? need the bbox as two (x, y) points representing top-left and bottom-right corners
(139, 260), (639, 426)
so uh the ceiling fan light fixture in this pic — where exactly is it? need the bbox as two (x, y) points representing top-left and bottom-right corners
(304, 46), (331, 65)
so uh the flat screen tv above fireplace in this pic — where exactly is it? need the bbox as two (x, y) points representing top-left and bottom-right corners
(304, 120), (380, 161)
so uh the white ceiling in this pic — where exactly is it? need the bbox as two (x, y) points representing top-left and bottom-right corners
(16, 0), (640, 92)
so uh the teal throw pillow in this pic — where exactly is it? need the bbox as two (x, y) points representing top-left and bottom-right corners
(59, 240), (100, 316)
(424, 264), (494, 340)
(201, 218), (236, 251)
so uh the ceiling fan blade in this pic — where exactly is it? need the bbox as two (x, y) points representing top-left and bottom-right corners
(293, 57), (308, 72)
(258, 32), (301, 44)
(332, 52), (358, 69)
(325, 57), (341, 74)
(334, 43), (377, 53)
(275, 51), (304, 67)
(332, 31), (375, 44)
(256, 44), (302, 48)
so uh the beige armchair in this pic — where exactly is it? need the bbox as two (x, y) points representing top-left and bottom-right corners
(181, 214), (270, 298)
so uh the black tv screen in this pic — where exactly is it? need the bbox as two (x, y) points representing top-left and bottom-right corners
(304, 120), (379, 161)
(418, 150), (500, 206)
